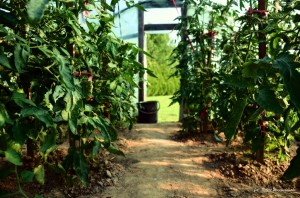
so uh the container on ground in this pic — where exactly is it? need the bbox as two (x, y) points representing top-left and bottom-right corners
(137, 101), (160, 123)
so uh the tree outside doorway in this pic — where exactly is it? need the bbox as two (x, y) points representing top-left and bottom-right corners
(146, 34), (180, 122)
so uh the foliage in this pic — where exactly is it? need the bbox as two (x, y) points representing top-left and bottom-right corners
(146, 34), (180, 96)
(0, 0), (147, 196)
(173, 0), (300, 179)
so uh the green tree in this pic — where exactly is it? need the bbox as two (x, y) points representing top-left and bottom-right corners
(146, 34), (179, 96)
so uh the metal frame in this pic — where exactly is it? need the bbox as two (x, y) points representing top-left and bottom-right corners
(114, 1), (184, 102)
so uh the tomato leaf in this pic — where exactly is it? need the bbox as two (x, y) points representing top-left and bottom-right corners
(107, 145), (125, 156)
(282, 147), (300, 180)
(21, 170), (34, 182)
(0, 104), (13, 127)
(73, 152), (89, 186)
(53, 85), (65, 103)
(242, 62), (259, 79)
(225, 96), (248, 143)
(256, 87), (283, 114)
(14, 44), (26, 73)
(12, 122), (28, 145)
(27, 0), (50, 22)
(21, 106), (54, 127)
(273, 53), (300, 111)
(0, 54), (12, 69)
(12, 91), (36, 108)
(5, 148), (23, 166)
(93, 116), (111, 143)
(34, 165), (45, 185)
(39, 130), (57, 154)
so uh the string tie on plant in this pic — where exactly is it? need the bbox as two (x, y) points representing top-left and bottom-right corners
(259, 110), (267, 134)
(247, 8), (268, 16)
(198, 31), (216, 39)
(88, 71), (93, 102)
(199, 107), (208, 120)
(83, 0), (89, 17)
(206, 30), (215, 39)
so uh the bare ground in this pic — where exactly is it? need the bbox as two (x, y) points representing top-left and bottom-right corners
(1, 122), (299, 198)
(97, 122), (299, 198)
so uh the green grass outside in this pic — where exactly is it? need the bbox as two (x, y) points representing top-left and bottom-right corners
(146, 95), (179, 123)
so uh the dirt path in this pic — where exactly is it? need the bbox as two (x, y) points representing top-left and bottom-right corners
(97, 123), (299, 198)
(101, 123), (219, 198)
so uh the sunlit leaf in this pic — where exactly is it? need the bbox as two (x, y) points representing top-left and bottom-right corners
(5, 148), (22, 166)
(57, 51), (73, 90)
(0, 104), (13, 127)
(34, 165), (45, 185)
(53, 85), (65, 103)
(66, 91), (83, 134)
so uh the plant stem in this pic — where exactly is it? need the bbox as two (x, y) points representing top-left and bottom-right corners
(15, 166), (29, 198)
(0, 166), (30, 198)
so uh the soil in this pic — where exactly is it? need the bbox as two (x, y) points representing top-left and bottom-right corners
(99, 122), (299, 198)
(0, 122), (299, 198)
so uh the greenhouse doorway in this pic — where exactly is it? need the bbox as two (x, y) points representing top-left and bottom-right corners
(112, 1), (185, 122)
(145, 33), (180, 123)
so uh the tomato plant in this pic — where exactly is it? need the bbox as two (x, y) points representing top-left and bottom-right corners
(0, 0), (149, 196)
(173, 0), (300, 179)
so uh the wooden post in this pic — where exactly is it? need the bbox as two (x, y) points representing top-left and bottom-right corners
(256, 0), (267, 163)
(138, 8), (145, 102)
(179, 2), (188, 121)
(258, 0), (267, 59)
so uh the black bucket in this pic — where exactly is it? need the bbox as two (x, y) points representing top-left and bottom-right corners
(137, 101), (160, 123)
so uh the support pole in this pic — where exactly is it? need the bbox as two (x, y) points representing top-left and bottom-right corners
(256, 0), (267, 163)
(258, 0), (267, 59)
(138, 8), (145, 102)
(179, 2), (188, 121)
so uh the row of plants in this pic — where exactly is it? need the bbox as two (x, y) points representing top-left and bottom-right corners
(0, 0), (149, 197)
(171, 0), (300, 179)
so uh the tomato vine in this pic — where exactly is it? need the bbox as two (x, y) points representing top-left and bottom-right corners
(0, 0), (148, 196)
(173, 0), (300, 179)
